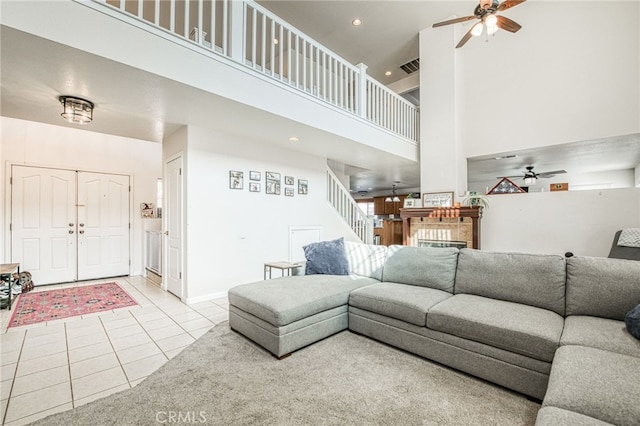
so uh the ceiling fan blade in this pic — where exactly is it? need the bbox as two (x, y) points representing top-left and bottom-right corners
(497, 0), (527, 12)
(495, 15), (522, 33)
(497, 175), (524, 179)
(456, 25), (476, 48)
(537, 170), (567, 178)
(433, 15), (477, 28)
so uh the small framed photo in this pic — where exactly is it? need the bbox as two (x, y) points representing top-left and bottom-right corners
(249, 182), (261, 192)
(422, 191), (454, 208)
(298, 179), (308, 195)
(250, 171), (261, 181)
(285, 187), (294, 197)
(285, 176), (294, 185)
(403, 198), (422, 208)
(266, 178), (281, 195)
(229, 171), (243, 190)
(266, 171), (281, 180)
(141, 203), (155, 218)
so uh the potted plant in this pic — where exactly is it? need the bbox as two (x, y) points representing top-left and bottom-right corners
(462, 192), (489, 208)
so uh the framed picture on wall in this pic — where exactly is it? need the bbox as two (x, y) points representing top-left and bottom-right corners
(250, 171), (261, 181)
(298, 179), (308, 195)
(422, 191), (454, 208)
(229, 171), (244, 190)
(266, 178), (281, 195)
(285, 187), (294, 197)
(285, 176), (294, 185)
(249, 182), (261, 192)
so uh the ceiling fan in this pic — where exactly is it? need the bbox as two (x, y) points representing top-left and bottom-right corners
(432, 0), (527, 48)
(499, 166), (567, 185)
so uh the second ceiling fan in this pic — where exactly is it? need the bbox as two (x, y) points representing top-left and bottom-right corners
(433, 0), (527, 48)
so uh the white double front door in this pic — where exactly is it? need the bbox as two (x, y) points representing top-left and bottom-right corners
(11, 165), (130, 285)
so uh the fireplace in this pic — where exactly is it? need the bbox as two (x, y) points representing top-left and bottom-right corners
(418, 239), (468, 249)
(400, 207), (482, 249)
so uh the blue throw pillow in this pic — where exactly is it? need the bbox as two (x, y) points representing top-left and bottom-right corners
(626, 304), (640, 340)
(303, 238), (349, 275)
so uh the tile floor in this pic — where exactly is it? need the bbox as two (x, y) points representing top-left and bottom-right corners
(0, 276), (229, 425)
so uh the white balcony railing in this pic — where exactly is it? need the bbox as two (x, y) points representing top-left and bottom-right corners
(94, 0), (419, 143)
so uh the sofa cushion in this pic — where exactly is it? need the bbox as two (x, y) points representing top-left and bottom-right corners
(344, 241), (387, 280)
(427, 294), (563, 362)
(566, 256), (640, 320)
(561, 316), (640, 358)
(349, 282), (452, 326)
(535, 407), (614, 426)
(303, 238), (349, 275)
(626, 304), (640, 340)
(542, 345), (640, 425)
(454, 249), (566, 316)
(228, 275), (378, 327)
(382, 246), (458, 293)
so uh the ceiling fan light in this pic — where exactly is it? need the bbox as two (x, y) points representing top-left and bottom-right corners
(385, 196), (393, 202)
(485, 14), (498, 27)
(487, 23), (499, 35)
(524, 176), (536, 185)
(471, 22), (483, 37)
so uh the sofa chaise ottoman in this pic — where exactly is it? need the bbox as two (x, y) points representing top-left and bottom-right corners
(228, 241), (386, 358)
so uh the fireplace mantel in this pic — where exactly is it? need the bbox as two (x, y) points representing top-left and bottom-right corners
(400, 206), (483, 249)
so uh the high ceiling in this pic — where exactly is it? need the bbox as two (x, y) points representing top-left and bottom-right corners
(2, 1), (638, 195)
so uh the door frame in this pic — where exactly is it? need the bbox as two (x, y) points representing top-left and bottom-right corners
(5, 162), (134, 278)
(162, 152), (184, 298)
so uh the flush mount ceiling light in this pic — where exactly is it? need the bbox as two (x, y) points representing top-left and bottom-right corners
(288, 136), (300, 142)
(384, 71), (392, 76)
(352, 18), (362, 26)
(59, 96), (93, 124)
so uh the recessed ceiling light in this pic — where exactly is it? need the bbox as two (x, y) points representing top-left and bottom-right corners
(385, 71), (392, 76)
(288, 136), (300, 142)
(352, 18), (362, 26)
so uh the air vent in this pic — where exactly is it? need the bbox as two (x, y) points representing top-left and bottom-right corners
(400, 58), (420, 74)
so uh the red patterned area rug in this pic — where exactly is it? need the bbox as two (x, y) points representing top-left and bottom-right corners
(8, 282), (138, 328)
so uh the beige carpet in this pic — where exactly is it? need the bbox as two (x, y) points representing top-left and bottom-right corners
(32, 323), (539, 425)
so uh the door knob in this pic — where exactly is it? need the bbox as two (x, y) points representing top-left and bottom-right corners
(79, 223), (85, 227)
(79, 230), (85, 234)
(164, 231), (169, 236)
(69, 230), (74, 234)
(69, 223), (74, 227)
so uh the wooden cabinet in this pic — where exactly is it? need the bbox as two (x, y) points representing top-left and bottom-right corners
(381, 220), (403, 246)
(373, 195), (406, 216)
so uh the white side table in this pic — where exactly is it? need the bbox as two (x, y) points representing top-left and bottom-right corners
(264, 261), (302, 280)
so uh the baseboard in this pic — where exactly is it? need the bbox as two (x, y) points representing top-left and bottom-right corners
(184, 290), (228, 305)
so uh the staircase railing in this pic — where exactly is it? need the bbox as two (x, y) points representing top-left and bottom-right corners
(326, 167), (373, 244)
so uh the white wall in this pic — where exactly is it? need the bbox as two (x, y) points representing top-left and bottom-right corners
(1, 117), (162, 276)
(179, 126), (358, 303)
(461, 1), (639, 157)
(481, 188), (640, 257)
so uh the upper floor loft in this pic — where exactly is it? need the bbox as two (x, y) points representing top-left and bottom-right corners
(1, 0), (420, 171)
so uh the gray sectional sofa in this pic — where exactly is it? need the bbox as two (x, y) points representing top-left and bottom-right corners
(228, 241), (640, 425)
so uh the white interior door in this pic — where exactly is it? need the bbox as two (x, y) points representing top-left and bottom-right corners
(11, 166), (131, 285)
(11, 166), (77, 285)
(77, 172), (130, 280)
(165, 156), (183, 298)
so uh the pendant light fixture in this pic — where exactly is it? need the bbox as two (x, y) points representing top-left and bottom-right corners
(385, 184), (401, 203)
(59, 96), (94, 124)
